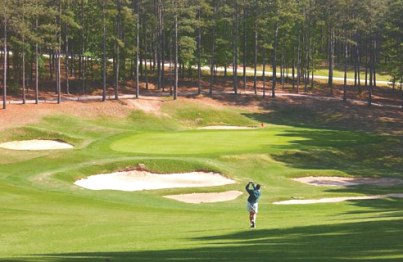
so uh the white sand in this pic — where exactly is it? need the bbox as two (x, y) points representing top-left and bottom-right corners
(74, 170), (236, 191)
(0, 140), (73, 151)
(164, 190), (243, 204)
(198, 126), (257, 130)
(293, 176), (403, 187)
(273, 193), (403, 205)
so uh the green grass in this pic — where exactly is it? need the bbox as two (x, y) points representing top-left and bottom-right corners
(0, 98), (402, 261)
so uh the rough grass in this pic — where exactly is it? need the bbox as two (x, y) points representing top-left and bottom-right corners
(0, 97), (402, 261)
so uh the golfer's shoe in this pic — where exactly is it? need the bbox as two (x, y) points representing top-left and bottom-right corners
(250, 222), (255, 228)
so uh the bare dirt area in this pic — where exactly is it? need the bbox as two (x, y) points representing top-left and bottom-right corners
(0, 97), (168, 132)
(0, 100), (135, 131)
(293, 176), (403, 187)
(164, 190), (243, 204)
(74, 170), (236, 191)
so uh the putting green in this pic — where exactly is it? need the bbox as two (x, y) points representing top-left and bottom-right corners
(110, 128), (306, 155)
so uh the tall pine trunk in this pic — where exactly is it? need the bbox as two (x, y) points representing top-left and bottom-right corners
(262, 50), (266, 98)
(22, 15), (26, 104)
(209, 2), (217, 96)
(243, 1), (247, 90)
(57, 0), (62, 104)
(114, 0), (121, 100)
(253, 16), (258, 95)
(173, 6), (178, 100)
(135, 0), (140, 98)
(102, 0), (107, 101)
(232, 2), (238, 95)
(272, 24), (278, 98)
(35, 11), (39, 104)
(3, 2), (7, 109)
(328, 27), (334, 95)
(343, 37), (348, 102)
(197, 4), (202, 94)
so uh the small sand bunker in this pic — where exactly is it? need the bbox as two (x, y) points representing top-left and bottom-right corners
(274, 193), (403, 205)
(164, 190), (243, 204)
(199, 126), (257, 130)
(0, 139), (73, 151)
(74, 170), (236, 191)
(293, 176), (403, 187)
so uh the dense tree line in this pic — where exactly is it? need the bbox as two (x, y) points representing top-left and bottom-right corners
(1, 0), (402, 109)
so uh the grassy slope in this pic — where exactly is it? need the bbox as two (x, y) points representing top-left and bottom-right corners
(0, 98), (402, 261)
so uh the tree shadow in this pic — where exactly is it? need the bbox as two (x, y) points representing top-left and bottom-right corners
(6, 215), (403, 262)
(244, 112), (403, 178)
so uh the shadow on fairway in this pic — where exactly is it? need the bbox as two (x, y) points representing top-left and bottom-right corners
(245, 112), (402, 178)
(6, 215), (403, 262)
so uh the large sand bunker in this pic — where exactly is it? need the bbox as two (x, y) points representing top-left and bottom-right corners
(274, 193), (403, 205)
(74, 170), (236, 191)
(293, 176), (403, 187)
(198, 126), (257, 130)
(164, 190), (243, 204)
(278, 176), (403, 205)
(0, 140), (73, 151)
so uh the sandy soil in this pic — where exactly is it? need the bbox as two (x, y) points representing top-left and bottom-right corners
(164, 190), (243, 204)
(74, 170), (236, 191)
(273, 193), (403, 205)
(293, 176), (403, 187)
(0, 140), (73, 150)
(198, 126), (257, 130)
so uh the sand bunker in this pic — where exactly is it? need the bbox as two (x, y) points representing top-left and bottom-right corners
(280, 176), (403, 205)
(293, 176), (403, 187)
(199, 126), (257, 130)
(274, 193), (403, 205)
(74, 170), (236, 191)
(0, 140), (73, 151)
(164, 190), (243, 204)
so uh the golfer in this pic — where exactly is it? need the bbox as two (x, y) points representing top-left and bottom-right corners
(245, 181), (261, 228)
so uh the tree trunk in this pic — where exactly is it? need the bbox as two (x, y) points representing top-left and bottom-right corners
(343, 38), (348, 102)
(135, 0), (140, 98)
(328, 27), (334, 95)
(357, 35), (361, 92)
(209, 2), (217, 96)
(297, 34), (301, 94)
(115, 0), (121, 100)
(102, 0), (107, 101)
(3, 3), (7, 110)
(156, 0), (162, 90)
(22, 28), (26, 104)
(368, 39), (374, 106)
(272, 24), (278, 98)
(57, 0), (62, 104)
(253, 20), (258, 95)
(262, 50), (266, 98)
(35, 14), (39, 104)
(243, 1), (247, 90)
(173, 4), (178, 100)
(292, 55), (295, 91)
(197, 4), (201, 94)
(232, 1), (238, 95)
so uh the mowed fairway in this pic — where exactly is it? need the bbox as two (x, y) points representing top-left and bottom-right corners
(0, 98), (402, 261)
(110, 128), (303, 155)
